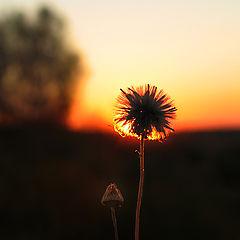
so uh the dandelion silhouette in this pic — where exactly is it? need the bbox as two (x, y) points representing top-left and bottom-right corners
(114, 84), (176, 240)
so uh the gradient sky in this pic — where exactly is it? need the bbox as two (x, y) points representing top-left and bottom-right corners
(2, 0), (240, 132)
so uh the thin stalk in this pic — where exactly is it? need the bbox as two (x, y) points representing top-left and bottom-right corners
(110, 207), (119, 240)
(135, 134), (145, 240)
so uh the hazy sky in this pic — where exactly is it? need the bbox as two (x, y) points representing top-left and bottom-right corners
(2, 0), (240, 131)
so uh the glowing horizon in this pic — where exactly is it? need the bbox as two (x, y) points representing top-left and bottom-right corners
(2, 0), (240, 132)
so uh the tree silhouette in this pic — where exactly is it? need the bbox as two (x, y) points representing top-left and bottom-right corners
(0, 7), (83, 125)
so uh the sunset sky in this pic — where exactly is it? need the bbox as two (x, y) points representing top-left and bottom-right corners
(2, 0), (240, 132)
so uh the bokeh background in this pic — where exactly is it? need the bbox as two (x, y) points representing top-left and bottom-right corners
(0, 0), (240, 239)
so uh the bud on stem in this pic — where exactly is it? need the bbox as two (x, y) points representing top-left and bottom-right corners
(101, 183), (124, 240)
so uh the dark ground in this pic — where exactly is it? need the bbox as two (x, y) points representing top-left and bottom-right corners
(0, 125), (240, 239)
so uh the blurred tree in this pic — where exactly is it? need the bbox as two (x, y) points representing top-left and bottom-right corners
(0, 6), (82, 125)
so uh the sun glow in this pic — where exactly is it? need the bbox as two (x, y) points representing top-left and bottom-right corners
(113, 118), (168, 141)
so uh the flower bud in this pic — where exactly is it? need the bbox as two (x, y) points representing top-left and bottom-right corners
(101, 183), (124, 208)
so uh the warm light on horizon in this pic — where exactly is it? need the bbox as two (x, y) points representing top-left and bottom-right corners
(3, 0), (240, 132)
(67, 78), (240, 133)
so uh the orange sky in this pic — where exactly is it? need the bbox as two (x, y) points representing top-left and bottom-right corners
(3, 0), (240, 132)
(64, 0), (240, 132)
(67, 75), (240, 132)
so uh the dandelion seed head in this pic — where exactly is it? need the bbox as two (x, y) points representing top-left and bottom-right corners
(114, 84), (177, 141)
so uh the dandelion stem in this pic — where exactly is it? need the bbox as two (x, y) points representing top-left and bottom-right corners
(110, 207), (119, 240)
(135, 134), (144, 240)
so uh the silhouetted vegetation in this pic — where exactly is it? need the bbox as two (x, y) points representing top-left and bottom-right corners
(0, 127), (239, 239)
(0, 7), (83, 125)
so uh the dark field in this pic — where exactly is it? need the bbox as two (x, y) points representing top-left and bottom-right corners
(0, 125), (240, 239)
